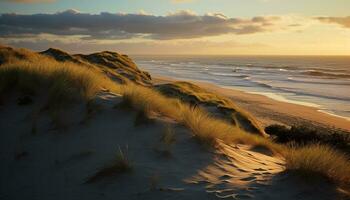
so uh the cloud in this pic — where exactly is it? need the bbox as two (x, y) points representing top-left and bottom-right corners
(3, 0), (55, 3)
(0, 9), (281, 40)
(317, 16), (350, 28)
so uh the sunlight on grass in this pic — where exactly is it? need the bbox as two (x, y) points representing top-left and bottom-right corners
(119, 84), (350, 184)
(0, 54), (119, 108)
(1, 47), (349, 185)
(284, 144), (350, 183)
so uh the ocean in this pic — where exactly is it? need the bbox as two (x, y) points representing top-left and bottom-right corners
(133, 55), (350, 121)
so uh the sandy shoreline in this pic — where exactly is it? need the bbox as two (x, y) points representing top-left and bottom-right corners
(153, 75), (350, 132)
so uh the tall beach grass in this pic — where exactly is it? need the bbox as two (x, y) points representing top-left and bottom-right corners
(0, 47), (349, 185)
(0, 54), (119, 108)
(119, 83), (350, 184)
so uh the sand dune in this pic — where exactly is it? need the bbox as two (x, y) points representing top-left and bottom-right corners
(0, 91), (343, 200)
(0, 46), (348, 200)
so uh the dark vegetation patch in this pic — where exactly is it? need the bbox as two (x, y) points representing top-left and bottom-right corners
(265, 124), (350, 154)
(17, 95), (33, 106)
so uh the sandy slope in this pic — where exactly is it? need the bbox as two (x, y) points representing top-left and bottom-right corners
(0, 92), (342, 200)
(153, 76), (350, 132)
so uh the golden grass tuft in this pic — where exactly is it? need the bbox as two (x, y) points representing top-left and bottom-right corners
(157, 81), (266, 136)
(156, 125), (177, 156)
(0, 54), (119, 109)
(161, 125), (176, 146)
(284, 144), (350, 183)
(120, 83), (278, 150)
(86, 146), (132, 183)
(120, 84), (183, 120)
(179, 104), (281, 150)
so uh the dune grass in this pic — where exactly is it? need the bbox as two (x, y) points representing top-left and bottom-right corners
(120, 84), (183, 121)
(120, 83), (281, 151)
(156, 81), (265, 136)
(86, 146), (132, 183)
(156, 125), (177, 156)
(1, 47), (349, 185)
(161, 125), (176, 146)
(119, 83), (350, 184)
(284, 144), (350, 183)
(0, 54), (119, 109)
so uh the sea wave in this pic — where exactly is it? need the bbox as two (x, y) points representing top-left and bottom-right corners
(207, 72), (249, 78)
(247, 79), (350, 101)
(301, 70), (350, 79)
(287, 77), (350, 85)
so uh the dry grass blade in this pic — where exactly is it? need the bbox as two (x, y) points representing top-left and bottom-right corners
(86, 146), (132, 183)
(284, 144), (350, 183)
(161, 125), (176, 146)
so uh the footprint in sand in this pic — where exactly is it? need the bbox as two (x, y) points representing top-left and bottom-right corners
(235, 193), (254, 199)
(244, 187), (260, 192)
(253, 168), (266, 172)
(219, 174), (232, 180)
(213, 183), (229, 190)
(274, 161), (284, 166)
(253, 181), (271, 187)
(223, 179), (232, 184)
(215, 193), (235, 199)
(240, 176), (256, 181)
(237, 168), (248, 173)
(196, 180), (210, 185)
(216, 188), (235, 195)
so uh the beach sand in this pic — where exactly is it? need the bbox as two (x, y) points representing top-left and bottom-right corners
(1, 91), (343, 200)
(154, 76), (350, 132)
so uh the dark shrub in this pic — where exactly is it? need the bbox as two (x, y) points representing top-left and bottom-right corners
(17, 95), (33, 106)
(265, 124), (350, 155)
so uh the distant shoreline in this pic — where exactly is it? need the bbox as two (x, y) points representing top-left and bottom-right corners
(227, 89), (350, 122)
(153, 75), (350, 132)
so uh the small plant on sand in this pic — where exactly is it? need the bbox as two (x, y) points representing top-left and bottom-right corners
(86, 146), (132, 183)
(156, 125), (177, 157)
(149, 173), (160, 190)
(161, 125), (176, 146)
(284, 144), (350, 183)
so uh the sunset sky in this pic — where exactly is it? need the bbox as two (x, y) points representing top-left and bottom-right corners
(0, 0), (349, 55)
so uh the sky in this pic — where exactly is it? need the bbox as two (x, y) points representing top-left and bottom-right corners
(0, 0), (350, 55)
